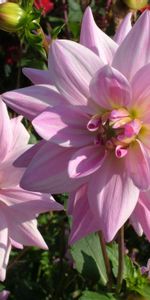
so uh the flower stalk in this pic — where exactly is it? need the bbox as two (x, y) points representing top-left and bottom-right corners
(98, 231), (113, 290)
(117, 226), (124, 294)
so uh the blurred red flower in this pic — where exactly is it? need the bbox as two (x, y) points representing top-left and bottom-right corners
(34, 0), (54, 15)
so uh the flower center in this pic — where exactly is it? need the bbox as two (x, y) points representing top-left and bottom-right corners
(87, 108), (142, 158)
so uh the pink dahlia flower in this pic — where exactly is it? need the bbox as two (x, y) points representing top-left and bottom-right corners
(0, 100), (63, 281)
(2, 9), (150, 243)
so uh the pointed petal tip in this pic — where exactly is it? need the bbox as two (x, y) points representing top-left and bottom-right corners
(40, 242), (48, 250)
(0, 269), (6, 282)
(83, 6), (93, 17)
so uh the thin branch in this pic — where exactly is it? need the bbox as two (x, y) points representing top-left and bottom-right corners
(117, 226), (124, 294)
(98, 231), (113, 290)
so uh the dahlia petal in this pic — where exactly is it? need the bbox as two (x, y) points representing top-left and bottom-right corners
(10, 116), (29, 151)
(14, 140), (46, 168)
(0, 290), (10, 299)
(0, 155), (25, 188)
(80, 7), (117, 63)
(9, 219), (48, 249)
(114, 13), (132, 45)
(132, 193), (150, 240)
(0, 211), (10, 281)
(67, 192), (76, 215)
(48, 39), (103, 113)
(112, 11), (150, 81)
(130, 210), (143, 236)
(88, 155), (139, 242)
(32, 106), (93, 147)
(0, 100), (12, 161)
(21, 142), (87, 193)
(23, 68), (53, 84)
(2, 84), (64, 121)
(10, 239), (23, 249)
(126, 140), (150, 190)
(90, 65), (131, 109)
(69, 184), (102, 244)
(130, 63), (150, 123)
(0, 188), (63, 213)
(68, 144), (105, 178)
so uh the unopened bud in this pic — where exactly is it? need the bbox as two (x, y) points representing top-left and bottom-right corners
(0, 2), (26, 32)
(123, 0), (148, 10)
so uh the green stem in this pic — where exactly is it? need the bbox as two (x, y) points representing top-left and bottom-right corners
(98, 231), (113, 289)
(117, 226), (124, 294)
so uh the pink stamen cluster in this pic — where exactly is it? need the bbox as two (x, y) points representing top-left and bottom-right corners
(87, 108), (142, 158)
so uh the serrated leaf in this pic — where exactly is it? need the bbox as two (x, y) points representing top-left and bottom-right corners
(71, 233), (107, 285)
(79, 291), (116, 300)
(107, 242), (118, 278)
(124, 255), (135, 280)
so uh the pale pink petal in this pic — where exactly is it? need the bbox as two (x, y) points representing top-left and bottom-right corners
(0, 157), (25, 188)
(0, 188), (63, 213)
(21, 142), (87, 193)
(90, 65), (131, 109)
(67, 191), (76, 215)
(48, 39), (103, 114)
(2, 84), (65, 121)
(130, 63), (150, 123)
(114, 13), (132, 45)
(14, 140), (46, 168)
(88, 154), (139, 242)
(9, 219), (48, 249)
(126, 140), (150, 190)
(130, 211), (143, 236)
(0, 211), (10, 281)
(132, 193), (150, 240)
(69, 184), (102, 244)
(68, 144), (105, 178)
(0, 290), (10, 300)
(0, 100), (13, 161)
(10, 116), (29, 151)
(80, 7), (117, 63)
(112, 11), (150, 81)
(23, 68), (53, 84)
(10, 239), (23, 249)
(32, 106), (93, 147)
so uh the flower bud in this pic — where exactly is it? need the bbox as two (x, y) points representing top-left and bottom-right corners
(123, 0), (148, 10)
(0, 2), (26, 32)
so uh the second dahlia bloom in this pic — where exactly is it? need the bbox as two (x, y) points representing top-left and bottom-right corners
(0, 100), (63, 281)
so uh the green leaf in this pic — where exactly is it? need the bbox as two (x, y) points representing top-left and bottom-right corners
(47, 16), (64, 23)
(68, 0), (82, 23)
(136, 284), (150, 298)
(51, 24), (65, 39)
(79, 291), (116, 300)
(124, 255), (135, 280)
(68, 21), (80, 39)
(71, 233), (107, 285)
(107, 243), (118, 278)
